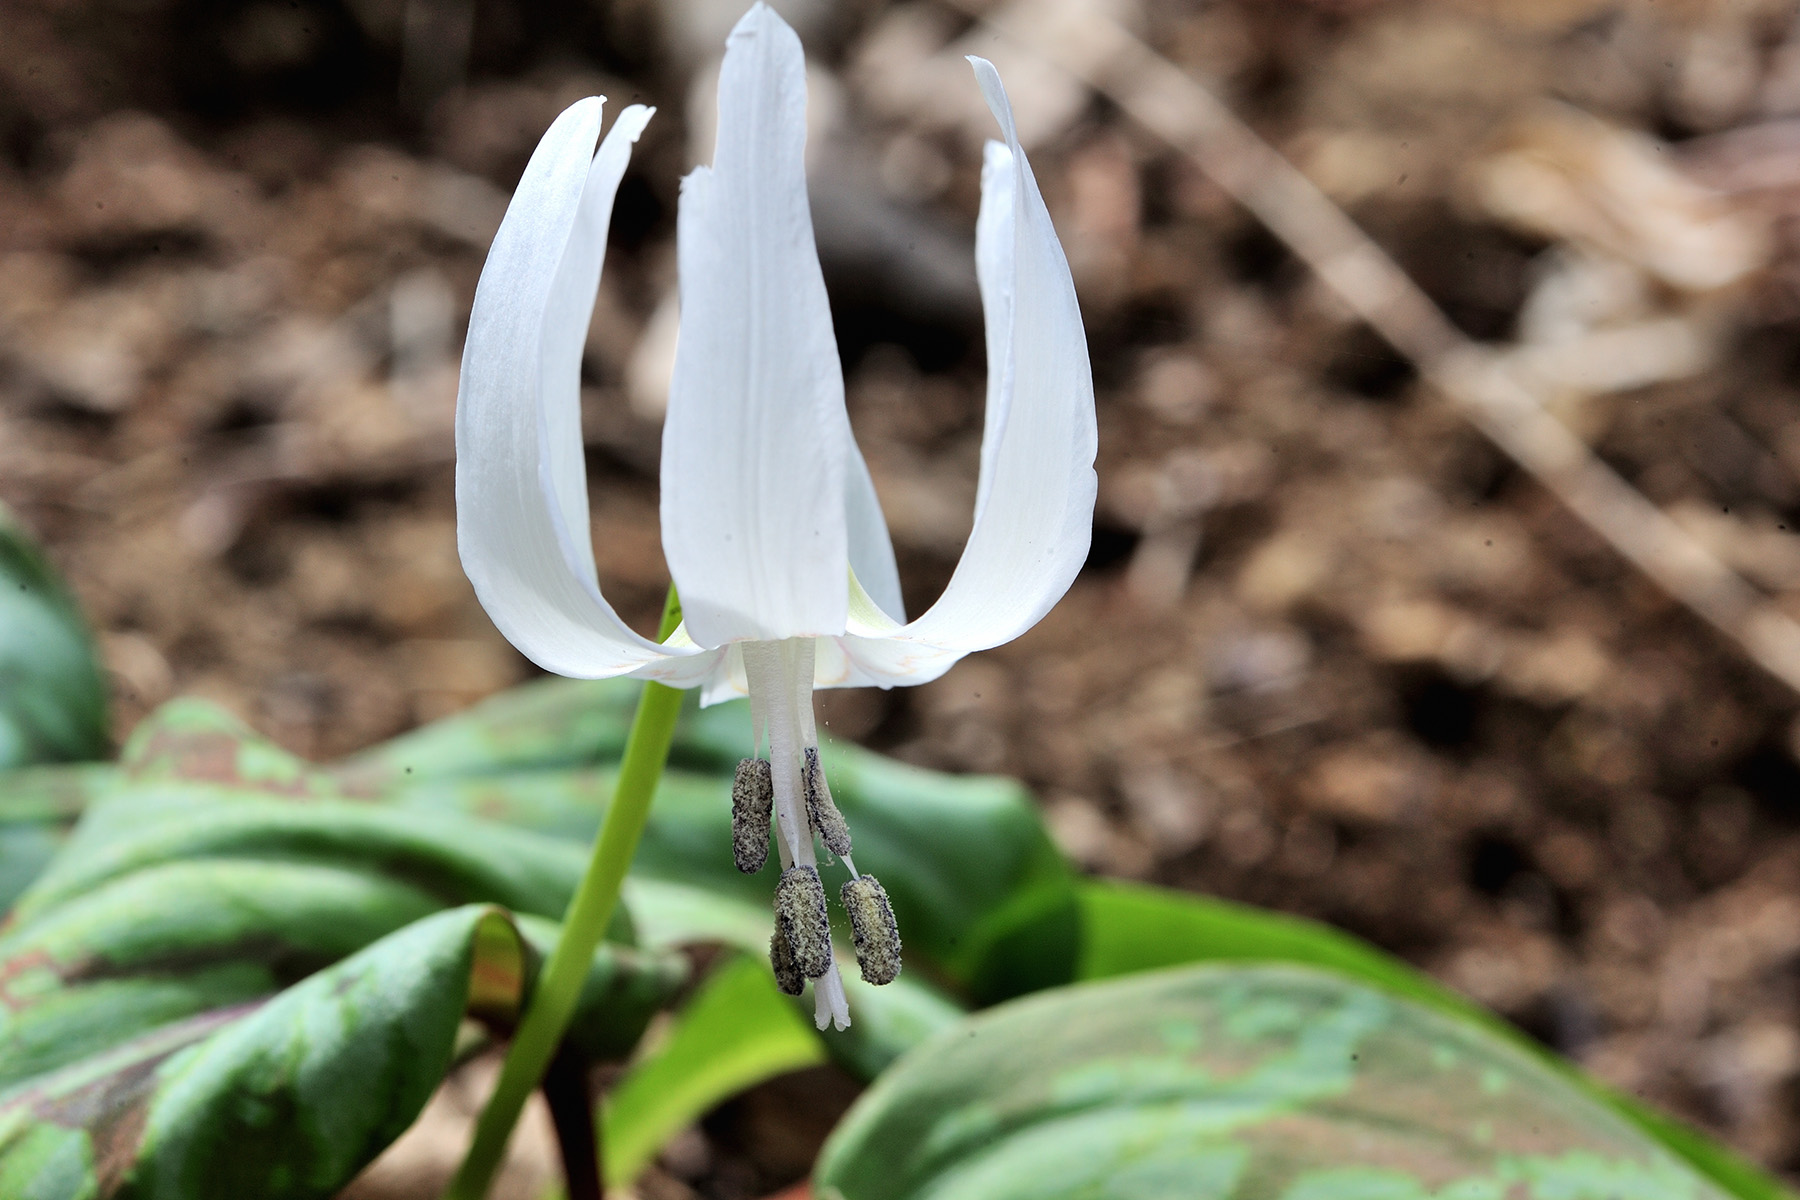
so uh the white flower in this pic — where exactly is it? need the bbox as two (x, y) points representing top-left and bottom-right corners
(455, 3), (1095, 1029)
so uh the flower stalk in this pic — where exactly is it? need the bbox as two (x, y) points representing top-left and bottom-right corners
(446, 588), (685, 1200)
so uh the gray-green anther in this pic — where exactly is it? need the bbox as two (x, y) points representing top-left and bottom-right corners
(775, 865), (833, 978)
(769, 924), (805, 996)
(803, 746), (853, 857)
(731, 757), (774, 873)
(840, 874), (901, 985)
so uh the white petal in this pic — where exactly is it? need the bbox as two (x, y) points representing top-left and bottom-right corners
(694, 641), (749, 707)
(845, 442), (904, 623)
(543, 104), (654, 583)
(457, 99), (701, 679)
(835, 633), (966, 689)
(631, 624), (729, 689)
(845, 59), (1096, 673)
(972, 131), (1017, 526)
(661, 3), (849, 648)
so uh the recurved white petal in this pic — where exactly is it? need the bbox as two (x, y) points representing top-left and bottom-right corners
(845, 442), (904, 624)
(845, 58), (1096, 673)
(972, 129), (1017, 526)
(661, 3), (850, 649)
(542, 103), (653, 583)
(457, 99), (702, 679)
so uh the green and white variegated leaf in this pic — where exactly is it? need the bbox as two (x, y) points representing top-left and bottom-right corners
(815, 964), (1735, 1200)
(0, 905), (670, 1200)
(332, 677), (648, 788)
(8, 677), (1078, 1008)
(0, 698), (687, 1200)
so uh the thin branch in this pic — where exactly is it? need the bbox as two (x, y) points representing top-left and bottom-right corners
(543, 1047), (603, 1200)
(966, 0), (1800, 696)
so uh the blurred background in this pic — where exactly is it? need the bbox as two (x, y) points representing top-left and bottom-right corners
(9, 0), (1800, 1190)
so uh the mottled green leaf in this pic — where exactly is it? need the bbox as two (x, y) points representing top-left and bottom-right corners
(1075, 881), (1797, 1200)
(12, 701), (603, 930)
(11, 681), (1078, 1002)
(0, 697), (689, 1199)
(0, 508), (108, 770)
(815, 964), (1735, 1200)
(0, 859), (441, 1091)
(333, 677), (644, 789)
(0, 904), (667, 1200)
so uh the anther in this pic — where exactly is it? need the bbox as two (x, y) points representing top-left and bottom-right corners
(840, 875), (902, 985)
(769, 925), (805, 996)
(731, 757), (774, 873)
(774, 865), (833, 979)
(803, 746), (853, 858)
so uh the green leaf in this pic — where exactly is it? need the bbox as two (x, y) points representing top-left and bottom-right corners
(0, 904), (663, 1200)
(1078, 880), (1496, 1025)
(0, 698), (687, 1196)
(12, 681), (1080, 1000)
(12, 702), (605, 931)
(815, 963), (1738, 1200)
(1074, 880), (1797, 1200)
(0, 858), (442, 1091)
(0, 507), (108, 769)
(333, 677), (644, 789)
(0, 764), (107, 914)
(4, 691), (986, 1088)
(601, 954), (826, 1187)
(1614, 1099), (1800, 1200)
(375, 729), (1019, 1082)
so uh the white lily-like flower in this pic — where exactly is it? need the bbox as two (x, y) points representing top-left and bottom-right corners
(456, 2), (1095, 1029)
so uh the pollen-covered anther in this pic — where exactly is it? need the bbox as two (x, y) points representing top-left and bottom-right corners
(731, 757), (774, 873)
(769, 924), (805, 996)
(803, 746), (853, 858)
(840, 874), (902, 985)
(774, 865), (833, 978)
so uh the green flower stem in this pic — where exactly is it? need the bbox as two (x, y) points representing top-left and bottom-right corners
(448, 589), (686, 1200)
